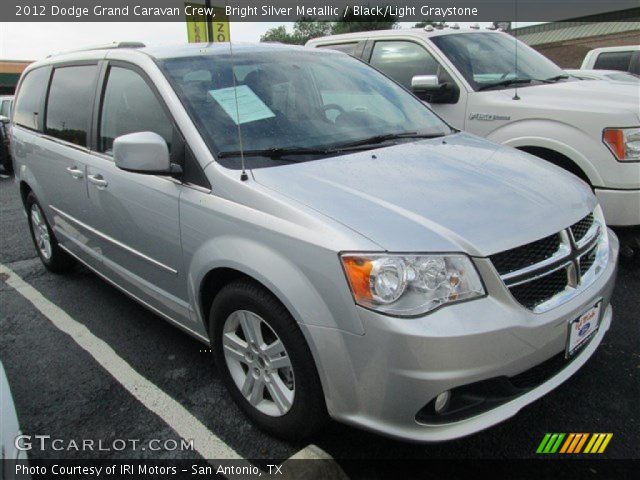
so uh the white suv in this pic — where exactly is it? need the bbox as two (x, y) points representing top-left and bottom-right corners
(308, 28), (640, 251)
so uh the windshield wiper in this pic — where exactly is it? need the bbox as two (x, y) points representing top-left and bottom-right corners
(329, 131), (446, 150)
(218, 132), (447, 159)
(217, 146), (331, 159)
(477, 78), (533, 91)
(541, 74), (570, 83)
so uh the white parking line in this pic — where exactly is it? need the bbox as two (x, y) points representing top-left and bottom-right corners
(0, 263), (241, 460)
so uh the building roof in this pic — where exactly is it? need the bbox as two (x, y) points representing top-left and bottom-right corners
(510, 8), (640, 46)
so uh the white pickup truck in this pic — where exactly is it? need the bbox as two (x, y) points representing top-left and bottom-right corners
(307, 28), (640, 254)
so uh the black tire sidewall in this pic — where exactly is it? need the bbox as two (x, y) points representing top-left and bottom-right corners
(210, 280), (326, 440)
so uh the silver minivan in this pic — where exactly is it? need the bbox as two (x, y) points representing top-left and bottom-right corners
(11, 42), (618, 442)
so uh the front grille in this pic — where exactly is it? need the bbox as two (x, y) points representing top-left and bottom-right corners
(510, 352), (575, 389)
(571, 213), (594, 243)
(489, 210), (604, 312)
(489, 234), (561, 276)
(580, 245), (597, 274)
(509, 268), (568, 310)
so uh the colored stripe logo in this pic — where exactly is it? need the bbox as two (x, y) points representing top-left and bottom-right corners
(537, 433), (612, 454)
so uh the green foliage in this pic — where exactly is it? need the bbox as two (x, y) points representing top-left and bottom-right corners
(260, 11), (398, 45)
(260, 20), (332, 45)
(331, 10), (398, 35)
(413, 20), (445, 28)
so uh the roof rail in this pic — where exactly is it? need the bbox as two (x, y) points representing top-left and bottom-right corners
(47, 41), (146, 58)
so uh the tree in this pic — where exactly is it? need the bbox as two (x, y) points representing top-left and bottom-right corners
(260, 20), (331, 45)
(260, 25), (294, 44)
(331, 10), (397, 35)
(413, 20), (445, 28)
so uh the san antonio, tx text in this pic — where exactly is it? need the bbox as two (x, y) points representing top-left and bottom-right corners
(17, 463), (274, 477)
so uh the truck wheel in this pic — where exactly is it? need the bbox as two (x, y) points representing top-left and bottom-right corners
(210, 279), (327, 440)
(26, 192), (75, 273)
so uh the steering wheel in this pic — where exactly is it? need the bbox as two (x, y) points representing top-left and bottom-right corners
(499, 71), (515, 80)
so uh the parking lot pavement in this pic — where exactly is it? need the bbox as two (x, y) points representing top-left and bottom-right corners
(1, 173), (638, 466)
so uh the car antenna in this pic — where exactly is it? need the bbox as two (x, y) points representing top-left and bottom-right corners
(512, 1), (521, 100)
(229, 40), (249, 181)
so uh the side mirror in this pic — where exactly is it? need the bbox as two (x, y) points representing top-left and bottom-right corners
(411, 75), (460, 104)
(0, 115), (9, 124)
(114, 132), (179, 175)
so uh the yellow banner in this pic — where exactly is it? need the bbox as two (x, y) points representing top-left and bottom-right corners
(185, 3), (230, 43)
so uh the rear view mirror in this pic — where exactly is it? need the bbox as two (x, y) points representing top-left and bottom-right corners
(411, 75), (460, 104)
(114, 132), (179, 175)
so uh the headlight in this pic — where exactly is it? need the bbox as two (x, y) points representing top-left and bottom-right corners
(340, 253), (485, 316)
(603, 127), (640, 161)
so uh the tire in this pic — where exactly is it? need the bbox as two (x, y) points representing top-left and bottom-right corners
(26, 192), (75, 273)
(210, 279), (327, 440)
(0, 144), (11, 174)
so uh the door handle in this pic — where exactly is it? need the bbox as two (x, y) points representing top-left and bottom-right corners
(66, 166), (84, 179)
(88, 174), (108, 188)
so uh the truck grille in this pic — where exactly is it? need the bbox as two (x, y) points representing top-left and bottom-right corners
(490, 212), (604, 312)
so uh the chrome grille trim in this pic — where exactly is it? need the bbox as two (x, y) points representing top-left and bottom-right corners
(490, 211), (607, 313)
(501, 230), (571, 285)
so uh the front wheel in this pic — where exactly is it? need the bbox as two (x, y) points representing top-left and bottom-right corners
(210, 280), (327, 440)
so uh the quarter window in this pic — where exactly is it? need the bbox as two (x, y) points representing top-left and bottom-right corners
(99, 67), (173, 153)
(14, 67), (50, 131)
(45, 65), (98, 146)
(370, 41), (440, 89)
(593, 51), (633, 72)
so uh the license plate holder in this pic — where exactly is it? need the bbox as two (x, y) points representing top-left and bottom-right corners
(566, 301), (601, 358)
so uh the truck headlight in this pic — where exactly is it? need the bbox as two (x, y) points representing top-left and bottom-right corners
(603, 127), (640, 161)
(340, 253), (485, 316)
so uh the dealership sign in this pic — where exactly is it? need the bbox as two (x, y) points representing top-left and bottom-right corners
(185, 1), (229, 43)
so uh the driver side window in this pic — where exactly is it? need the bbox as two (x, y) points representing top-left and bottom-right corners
(370, 41), (440, 89)
(99, 66), (173, 154)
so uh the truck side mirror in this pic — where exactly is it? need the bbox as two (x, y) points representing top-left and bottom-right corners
(411, 75), (460, 104)
(0, 115), (9, 125)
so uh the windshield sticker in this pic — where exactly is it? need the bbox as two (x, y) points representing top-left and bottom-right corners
(208, 85), (276, 125)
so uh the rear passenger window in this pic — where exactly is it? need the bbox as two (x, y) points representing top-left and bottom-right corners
(14, 67), (50, 131)
(99, 67), (173, 154)
(318, 43), (358, 55)
(45, 65), (98, 146)
(593, 51), (633, 71)
(370, 41), (440, 89)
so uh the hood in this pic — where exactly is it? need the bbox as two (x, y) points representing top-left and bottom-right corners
(495, 80), (640, 123)
(252, 133), (596, 256)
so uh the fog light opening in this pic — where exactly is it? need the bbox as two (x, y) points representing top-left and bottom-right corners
(434, 390), (451, 414)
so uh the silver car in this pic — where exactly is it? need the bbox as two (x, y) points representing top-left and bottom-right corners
(11, 43), (618, 442)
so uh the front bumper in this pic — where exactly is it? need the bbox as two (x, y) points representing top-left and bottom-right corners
(304, 233), (618, 442)
(595, 188), (640, 226)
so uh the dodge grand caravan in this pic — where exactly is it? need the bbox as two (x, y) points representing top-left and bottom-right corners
(11, 42), (618, 441)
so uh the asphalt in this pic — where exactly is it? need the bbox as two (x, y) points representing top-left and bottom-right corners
(1, 169), (638, 468)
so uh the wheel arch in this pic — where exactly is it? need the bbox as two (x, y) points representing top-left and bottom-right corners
(500, 136), (603, 186)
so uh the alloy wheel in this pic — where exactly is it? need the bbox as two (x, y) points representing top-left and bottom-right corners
(222, 310), (295, 417)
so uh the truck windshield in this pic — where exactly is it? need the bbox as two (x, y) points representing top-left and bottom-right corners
(158, 49), (451, 168)
(431, 33), (567, 91)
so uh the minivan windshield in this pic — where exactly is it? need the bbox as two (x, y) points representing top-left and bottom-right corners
(159, 49), (451, 168)
(431, 33), (568, 91)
